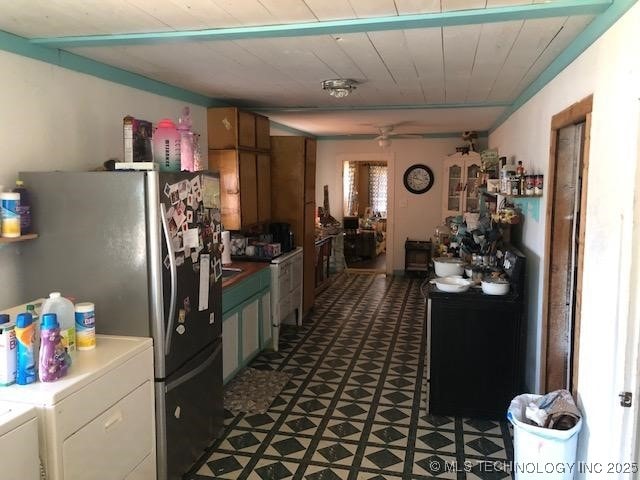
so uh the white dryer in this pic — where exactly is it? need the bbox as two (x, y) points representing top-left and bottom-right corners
(0, 401), (40, 480)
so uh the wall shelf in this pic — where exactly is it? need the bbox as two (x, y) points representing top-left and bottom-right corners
(0, 233), (38, 244)
(480, 189), (542, 200)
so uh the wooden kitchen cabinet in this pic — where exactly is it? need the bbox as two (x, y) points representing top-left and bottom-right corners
(207, 107), (270, 151)
(271, 136), (317, 314)
(208, 150), (270, 230)
(207, 107), (272, 230)
(442, 151), (482, 219)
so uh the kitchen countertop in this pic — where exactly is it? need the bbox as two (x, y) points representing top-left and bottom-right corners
(222, 261), (270, 289)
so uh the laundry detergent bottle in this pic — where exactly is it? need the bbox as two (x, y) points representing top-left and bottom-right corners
(15, 313), (36, 385)
(39, 313), (70, 382)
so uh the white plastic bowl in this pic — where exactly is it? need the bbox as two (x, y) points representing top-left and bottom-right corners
(433, 257), (465, 277)
(481, 278), (510, 295)
(431, 276), (473, 293)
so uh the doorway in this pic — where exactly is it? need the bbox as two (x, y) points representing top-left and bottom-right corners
(342, 160), (388, 273)
(542, 95), (592, 394)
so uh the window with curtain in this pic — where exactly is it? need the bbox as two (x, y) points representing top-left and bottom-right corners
(343, 161), (357, 216)
(369, 164), (387, 216)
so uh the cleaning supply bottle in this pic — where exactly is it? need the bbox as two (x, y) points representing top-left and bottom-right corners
(0, 314), (16, 386)
(12, 179), (32, 235)
(26, 304), (40, 370)
(39, 313), (70, 382)
(15, 313), (36, 385)
(41, 292), (76, 352)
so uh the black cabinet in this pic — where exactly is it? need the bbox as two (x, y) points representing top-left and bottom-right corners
(428, 291), (523, 419)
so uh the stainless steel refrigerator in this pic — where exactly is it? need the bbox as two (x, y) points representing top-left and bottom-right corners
(19, 171), (224, 480)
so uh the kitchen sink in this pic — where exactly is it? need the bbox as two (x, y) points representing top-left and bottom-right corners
(222, 267), (243, 279)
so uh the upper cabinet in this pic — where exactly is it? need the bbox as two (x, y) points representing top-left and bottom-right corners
(207, 107), (272, 230)
(442, 152), (481, 219)
(207, 107), (270, 152)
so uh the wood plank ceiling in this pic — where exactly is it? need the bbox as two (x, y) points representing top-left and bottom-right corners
(0, 0), (599, 136)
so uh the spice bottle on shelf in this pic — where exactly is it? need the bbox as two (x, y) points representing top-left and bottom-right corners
(1, 192), (21, 238)
(13, 180), (32, 235)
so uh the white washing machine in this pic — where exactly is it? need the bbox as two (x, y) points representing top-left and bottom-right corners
(0, 401), (41, 480)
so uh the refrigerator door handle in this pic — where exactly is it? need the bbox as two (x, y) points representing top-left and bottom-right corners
(160, 203), (178, 355)
(165, 342), (222, 393)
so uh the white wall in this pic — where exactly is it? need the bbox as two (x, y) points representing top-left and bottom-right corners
(489, 3), (640, 473)
(0, 50), (207, 309)
(316, 137), (488, 272)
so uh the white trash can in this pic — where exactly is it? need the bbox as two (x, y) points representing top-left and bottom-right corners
(507, 394), (582, 480)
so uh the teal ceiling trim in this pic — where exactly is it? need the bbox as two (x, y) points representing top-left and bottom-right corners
(250, 102), (510, 113)
(0, 29), (222, 107)
(490, 0), (638, 133)
(270, 121), (315, 137)
(31, 0), (611, 47)
(318, 132), (488, 140)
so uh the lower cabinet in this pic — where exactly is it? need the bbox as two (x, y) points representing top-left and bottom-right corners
(222, 268), (272, 384)
(429, 296), (523, 419)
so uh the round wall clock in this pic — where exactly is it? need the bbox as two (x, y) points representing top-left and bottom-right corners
(403, 164), (434, 194)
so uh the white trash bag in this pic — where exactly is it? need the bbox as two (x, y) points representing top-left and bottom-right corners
(507, 393), (583, 480)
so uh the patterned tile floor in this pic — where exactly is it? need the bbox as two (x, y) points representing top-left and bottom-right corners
(189, 274), (514, 480)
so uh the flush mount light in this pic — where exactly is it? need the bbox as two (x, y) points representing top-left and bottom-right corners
(322, 79), (358, 98)
(377, 137), (391, 148)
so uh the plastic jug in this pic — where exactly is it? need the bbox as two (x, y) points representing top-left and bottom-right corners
(41, 292), (76, 352)
(177, 107), (194, 172)
(153, 118), (181, 172)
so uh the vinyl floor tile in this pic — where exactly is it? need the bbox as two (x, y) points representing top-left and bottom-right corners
(187, 274), (513, 480)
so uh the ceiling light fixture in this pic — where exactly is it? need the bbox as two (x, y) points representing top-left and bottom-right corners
(322, 79), (357, 98)
(378, 138), (391, 148)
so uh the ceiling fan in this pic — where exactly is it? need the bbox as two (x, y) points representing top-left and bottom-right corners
(373, 124), (424, 147)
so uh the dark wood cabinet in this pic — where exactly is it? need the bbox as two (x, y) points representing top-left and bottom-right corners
(428, 291), (523, 419)
(271, 136), (316, 314)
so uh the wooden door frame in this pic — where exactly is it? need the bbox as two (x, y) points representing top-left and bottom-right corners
(541, 94), (593, 394)
(338, 153), (395, 275)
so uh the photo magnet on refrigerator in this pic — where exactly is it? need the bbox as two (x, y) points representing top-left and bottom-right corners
(183, 297), (191, 313)
(176, 324), (186, 335)
(169, 187), (180, 205)
(164, 183), (172, 198)
(213, 257), (222, 282)
(190, 176), (201, 194)
(175, 254), (185, 266)
(178, 309), (186, 324)
(178, 180), (189, 200)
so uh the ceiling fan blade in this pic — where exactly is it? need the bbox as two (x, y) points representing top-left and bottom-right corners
(392, 134), (424, 139)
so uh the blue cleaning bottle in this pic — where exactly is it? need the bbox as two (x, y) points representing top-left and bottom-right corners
(15, 312), (36, 385)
